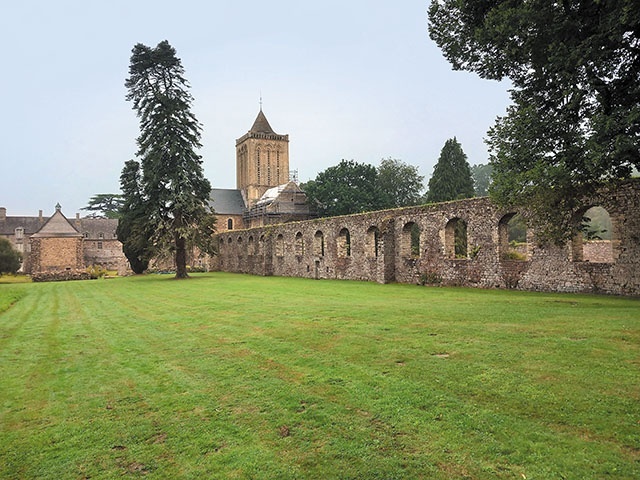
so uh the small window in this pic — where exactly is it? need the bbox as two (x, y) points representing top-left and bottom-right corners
(15, 227), (24, 240)
(97, 241), (103, 250)
(98, 232), (104, 239)
(227, 218), (234, 230)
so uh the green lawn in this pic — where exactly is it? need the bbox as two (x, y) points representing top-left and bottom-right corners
(0, 273), (638, 479)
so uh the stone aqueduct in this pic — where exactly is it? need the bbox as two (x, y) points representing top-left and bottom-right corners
(211, 180), (640, 296)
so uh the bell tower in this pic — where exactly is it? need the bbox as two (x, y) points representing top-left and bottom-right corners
(236, 108), (290, 206)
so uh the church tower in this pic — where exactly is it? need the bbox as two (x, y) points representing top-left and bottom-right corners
(236, 109), (290, 206)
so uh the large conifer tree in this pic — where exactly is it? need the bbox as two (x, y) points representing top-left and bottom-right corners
(123, 40), (215, 278)
(426, 138), (475, 203)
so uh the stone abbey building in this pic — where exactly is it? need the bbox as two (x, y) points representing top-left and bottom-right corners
(212, 180), (640, 296)
(2, 108), (639, 296)
(0, 109), (314, 275)
(210, 109), (315, 232)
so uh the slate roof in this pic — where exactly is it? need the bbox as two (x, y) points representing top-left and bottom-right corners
(75, 218), (119, 239)
(209, 189), (247, 215)
(249, 109), (276, 134)
(31, 208), (82, 238)
(0, 215), (47, 236)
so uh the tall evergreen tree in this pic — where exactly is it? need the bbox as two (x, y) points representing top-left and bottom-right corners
(123, 40), (215, 278)
(116, 160), (152, 274)
(426, 138), (475, 202)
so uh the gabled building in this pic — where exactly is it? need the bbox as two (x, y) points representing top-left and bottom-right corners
(0, 204), (126, 274)
(211, 108), (315, 232)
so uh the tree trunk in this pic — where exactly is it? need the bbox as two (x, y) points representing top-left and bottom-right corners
(175, 232), (189, 279)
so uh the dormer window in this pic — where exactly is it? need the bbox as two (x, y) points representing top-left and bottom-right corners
(15, 227), (24, 240)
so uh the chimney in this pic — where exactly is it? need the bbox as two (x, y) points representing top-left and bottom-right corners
(39, 210), (43, 224)
(0, 207), (6, 221)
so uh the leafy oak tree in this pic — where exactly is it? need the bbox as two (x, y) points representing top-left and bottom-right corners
(377, 157), (425, 208)
(428, 0), (640, 242)
(304, 160), (383, 217)
(426, 138), (475, 202)
(123, 40), (216, 278)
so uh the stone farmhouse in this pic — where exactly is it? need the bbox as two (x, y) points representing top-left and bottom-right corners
(0, 204), (126, 275)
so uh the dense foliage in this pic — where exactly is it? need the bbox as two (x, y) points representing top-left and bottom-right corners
(81, 194), (124, 219)
(426, 137), (475, 202)
(470, 163), (492, 197)
(377, 157), (425, 208)
(304, 158), (424, 217)
(428, 0), (640, 243)
(0, 238), (21, 276)
(116, 160), (152, 274)
(122, 40), (215, 277)
(304, 160), (383, 217)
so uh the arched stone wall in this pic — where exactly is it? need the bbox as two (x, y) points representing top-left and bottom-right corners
(212, 180), (640, 296)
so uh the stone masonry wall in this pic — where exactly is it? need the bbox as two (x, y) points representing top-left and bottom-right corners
(211, 180), (640, 296)
(30, 237), (84, 273)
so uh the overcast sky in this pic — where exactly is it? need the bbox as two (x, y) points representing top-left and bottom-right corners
(1, 0), (510, 217)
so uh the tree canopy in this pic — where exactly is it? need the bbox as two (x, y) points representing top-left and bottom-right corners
(82, 194), (124, 219)
(426, 138), (475, 203)
(377, 157), (425, 208)
(470, 163), (493, 197)
(0, 238), (21, 276)
(428, 0), (640, 242)
(122, 40), (215, 277)
(304, 160), (383, 217)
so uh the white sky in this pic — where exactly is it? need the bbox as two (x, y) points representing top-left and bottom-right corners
(0, 0), (510, 217)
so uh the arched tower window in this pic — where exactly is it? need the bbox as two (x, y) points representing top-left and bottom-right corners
(256, 148), (261, 184)
(227, 218), (234, 230)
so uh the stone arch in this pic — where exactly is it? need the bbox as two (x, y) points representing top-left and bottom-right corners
(401, 222), (420, 258)
(258, 235), (265, 255)
(365, 226), (381, 258)
(314, 230), (325, 257)
(445, 218), (467, 259)
(295, 232), (304, 256)
(275, 234), (285, 257)
(337, 228), (351, 257)
(571, 205), (616, 262)
(498, 213), (528, 261)
(248, 235), (255, 256)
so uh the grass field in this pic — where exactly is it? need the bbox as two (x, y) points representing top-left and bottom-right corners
(0, 273), (638, 479)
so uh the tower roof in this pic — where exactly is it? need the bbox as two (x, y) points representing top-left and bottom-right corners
(249, 109), (276, 135)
